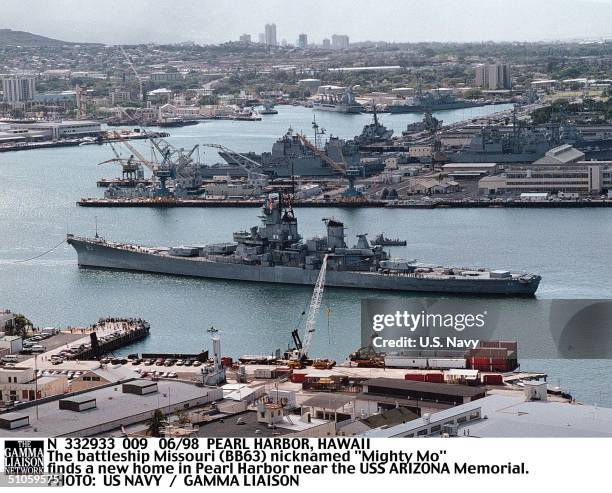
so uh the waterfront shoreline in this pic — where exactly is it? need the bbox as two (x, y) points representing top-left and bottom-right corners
(76, 198), (612, 208)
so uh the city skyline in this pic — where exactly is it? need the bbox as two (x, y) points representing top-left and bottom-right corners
(1, 0), (612, 45)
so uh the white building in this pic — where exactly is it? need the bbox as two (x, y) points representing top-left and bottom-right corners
(331, 34), (349, 50)
(474, 63), (511, 90)
(0, 336), (22, 354)
(0, 367), (65, 404)
(9, 121), (101, 140)
(478, 147), (612, 196)
(264, 23), (277, 46)
(2, 76), (36, 103)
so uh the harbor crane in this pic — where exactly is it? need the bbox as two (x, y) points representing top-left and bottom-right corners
(297, 131), (363, 198)
(97, 141), (146, 182)
(287, 254), (335, 369)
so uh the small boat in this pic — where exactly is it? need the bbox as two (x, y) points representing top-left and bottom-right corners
(372, 233), (407, 246)
(259, 102), (278, 115)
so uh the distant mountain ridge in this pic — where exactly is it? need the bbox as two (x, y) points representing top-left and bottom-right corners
(0, 29), (80, 46)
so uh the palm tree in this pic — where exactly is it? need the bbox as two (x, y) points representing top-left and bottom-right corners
(147, 410), (168, 437)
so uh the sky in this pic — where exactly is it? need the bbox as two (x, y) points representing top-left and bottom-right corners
(2, 0), (612, 45)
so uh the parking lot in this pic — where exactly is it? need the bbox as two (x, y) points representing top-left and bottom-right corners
(11, 332), (86, 363)
(110, 356), (207, 379)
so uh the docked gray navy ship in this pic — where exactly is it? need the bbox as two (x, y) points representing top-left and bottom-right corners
(67, 194), (541, 295)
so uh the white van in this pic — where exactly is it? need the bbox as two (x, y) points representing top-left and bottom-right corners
(1, 355), (18, 363)
(30, 345), (46, 353)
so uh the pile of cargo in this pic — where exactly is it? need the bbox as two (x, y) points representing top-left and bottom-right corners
(466, 341), (518, 372)
(404, 370), (505, 386)
(383, 341), (518, 372)
(252, 366), (292, 380)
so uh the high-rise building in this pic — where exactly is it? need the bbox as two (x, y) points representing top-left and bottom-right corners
(2, 76), (36, 103)
(331, 34), (349, 50)
(322, 38), (331, 49)
(475, 64), (488, 87)
(239, 34), (251, 43)
(488, 63), (512, 90)
(264, 23), (277, 46)
(298, 33), (308, 49)
(258, 33), (265, 44)
(474, 63), (512, 90)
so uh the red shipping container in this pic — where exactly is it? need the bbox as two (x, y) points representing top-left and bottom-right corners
(425, 373), (444, 383)
(404, 373), (425, 381)
(483, 374), (504, 385)
(220, 356), (233, 367)
(472, 357), (490, 366)
(291, 372), (306, 383)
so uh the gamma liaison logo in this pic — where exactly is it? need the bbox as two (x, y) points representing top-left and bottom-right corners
(3, 440), (45, 475)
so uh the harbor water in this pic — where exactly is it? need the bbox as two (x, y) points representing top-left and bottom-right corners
(1, 104), (611, 406)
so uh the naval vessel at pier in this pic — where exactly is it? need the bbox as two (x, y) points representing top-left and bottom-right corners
(67, 194), (541, 296)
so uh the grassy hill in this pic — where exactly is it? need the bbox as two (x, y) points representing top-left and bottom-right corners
(0, 29), (75, 46)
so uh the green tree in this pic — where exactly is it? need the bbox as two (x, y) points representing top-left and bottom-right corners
(9, 314), (32, 337)
(147, 410), (168, 437)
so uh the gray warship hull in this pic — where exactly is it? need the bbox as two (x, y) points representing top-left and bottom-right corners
(67, 237), (540, 296)
(313, 102), (362, 113)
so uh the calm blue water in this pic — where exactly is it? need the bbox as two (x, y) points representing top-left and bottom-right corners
(1, 104), (610, 406)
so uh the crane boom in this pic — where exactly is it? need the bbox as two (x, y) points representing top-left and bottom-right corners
(299, 254), (329, 360)
(297, 133), (346, 175)
(120, 46), (144, 100)
(202, 143), (267, 180)
(111, 131), (157, 172)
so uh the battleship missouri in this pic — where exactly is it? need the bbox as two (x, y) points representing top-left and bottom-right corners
(67, 194), (541, 295)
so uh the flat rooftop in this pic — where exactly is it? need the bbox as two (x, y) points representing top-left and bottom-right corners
(196, 410), (330, 437)
(364, 393), (612, 438)
(363, 377), (486, 398)
(0, 379), (215, 437)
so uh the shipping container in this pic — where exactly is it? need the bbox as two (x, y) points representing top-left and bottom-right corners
(290, 372), (306, 384)
(483, 374), (504, 385)
(404, 373), (425, 381)
(385, 356), (429, 369)
(254, 368), (277, 379)
(427, 358), (467, 369)
(425, 372), (444, 383)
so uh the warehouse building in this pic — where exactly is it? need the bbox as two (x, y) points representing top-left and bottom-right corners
(478, 146), (612, 196)
(354, 378), (486, 418)
(8, 121), (101, 140)
(0, 379), (222, 436)
(362, 391), (612, 438)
